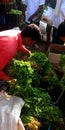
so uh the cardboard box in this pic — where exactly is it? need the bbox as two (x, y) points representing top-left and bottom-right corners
(47, 44), (65, 72)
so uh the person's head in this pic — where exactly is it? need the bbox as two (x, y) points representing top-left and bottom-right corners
(22, 23), (42, 46)
(0, 80), (10, 93)
(57, 20), (65, 43)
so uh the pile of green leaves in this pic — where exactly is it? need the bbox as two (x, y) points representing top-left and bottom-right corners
(8, 52), (64, 129)
(8, 9), (22, 15)
(29, 52), (59, 90)
(59, 54), (65, 91)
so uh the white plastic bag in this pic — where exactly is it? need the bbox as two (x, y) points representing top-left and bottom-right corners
(0, 93), (25, 130)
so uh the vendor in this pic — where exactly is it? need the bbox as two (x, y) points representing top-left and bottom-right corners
(0, 24), (42, 80)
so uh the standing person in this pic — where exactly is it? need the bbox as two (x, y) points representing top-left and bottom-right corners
(21, 0), (45, 25)
(41, 0), (56, 26)
(39, 0), (65, 42)
(0, 80), (25, 130)
(0, 24), (42, 81)
(53, 0), (65, 28)
(60, 0), (65, 21)
(40, 0), (57, 42)
(41, 0), (65, 28)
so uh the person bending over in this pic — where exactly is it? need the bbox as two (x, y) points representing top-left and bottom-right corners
(0, 23), (42, 80)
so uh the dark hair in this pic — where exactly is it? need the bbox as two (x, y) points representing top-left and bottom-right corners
(0, 80), (10, 92)
(57, 20), (65, 37)
(22, 23), (42, 41)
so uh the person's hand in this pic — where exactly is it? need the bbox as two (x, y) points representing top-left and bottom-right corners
(25, 51), (31, 57)
(22, 51), (31, 61)
(29, 51), (31, 55)
(41, 15), (48, 22)
(41, 15), (53, 26)
(27, 51), (32, 57)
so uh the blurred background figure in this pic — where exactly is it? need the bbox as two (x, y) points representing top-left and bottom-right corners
(41, 0), (65, 28)
(57, 20), (65, 45)
(53, 0), (65, 28)
(0, 0), (13, 30)
(39, 0), (65, 43)
(21, 0), (45, 25)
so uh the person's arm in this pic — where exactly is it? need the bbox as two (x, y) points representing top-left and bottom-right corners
(18, 33), (30, 54)
(28, 5), (43, 22)
(20, 45), (30, 54)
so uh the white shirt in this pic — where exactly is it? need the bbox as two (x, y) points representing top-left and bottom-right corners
(41, 0), (65, 28)
(23, 0), (45, 23)
(60, 0), (65, 18)
(53, 0), (65, 28)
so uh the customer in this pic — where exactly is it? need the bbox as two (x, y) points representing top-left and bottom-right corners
(53, 0), (65, 28)
(57, 20), (65, 44)
(41, 0), (65, 28)
(0, 23), (42, 80)
(21, 0), (45, 25)
(39, 20), (65, 44)
(39, 0), (65, 43)
(0, 80), (25, 130)
(41, 0), (56, 26)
